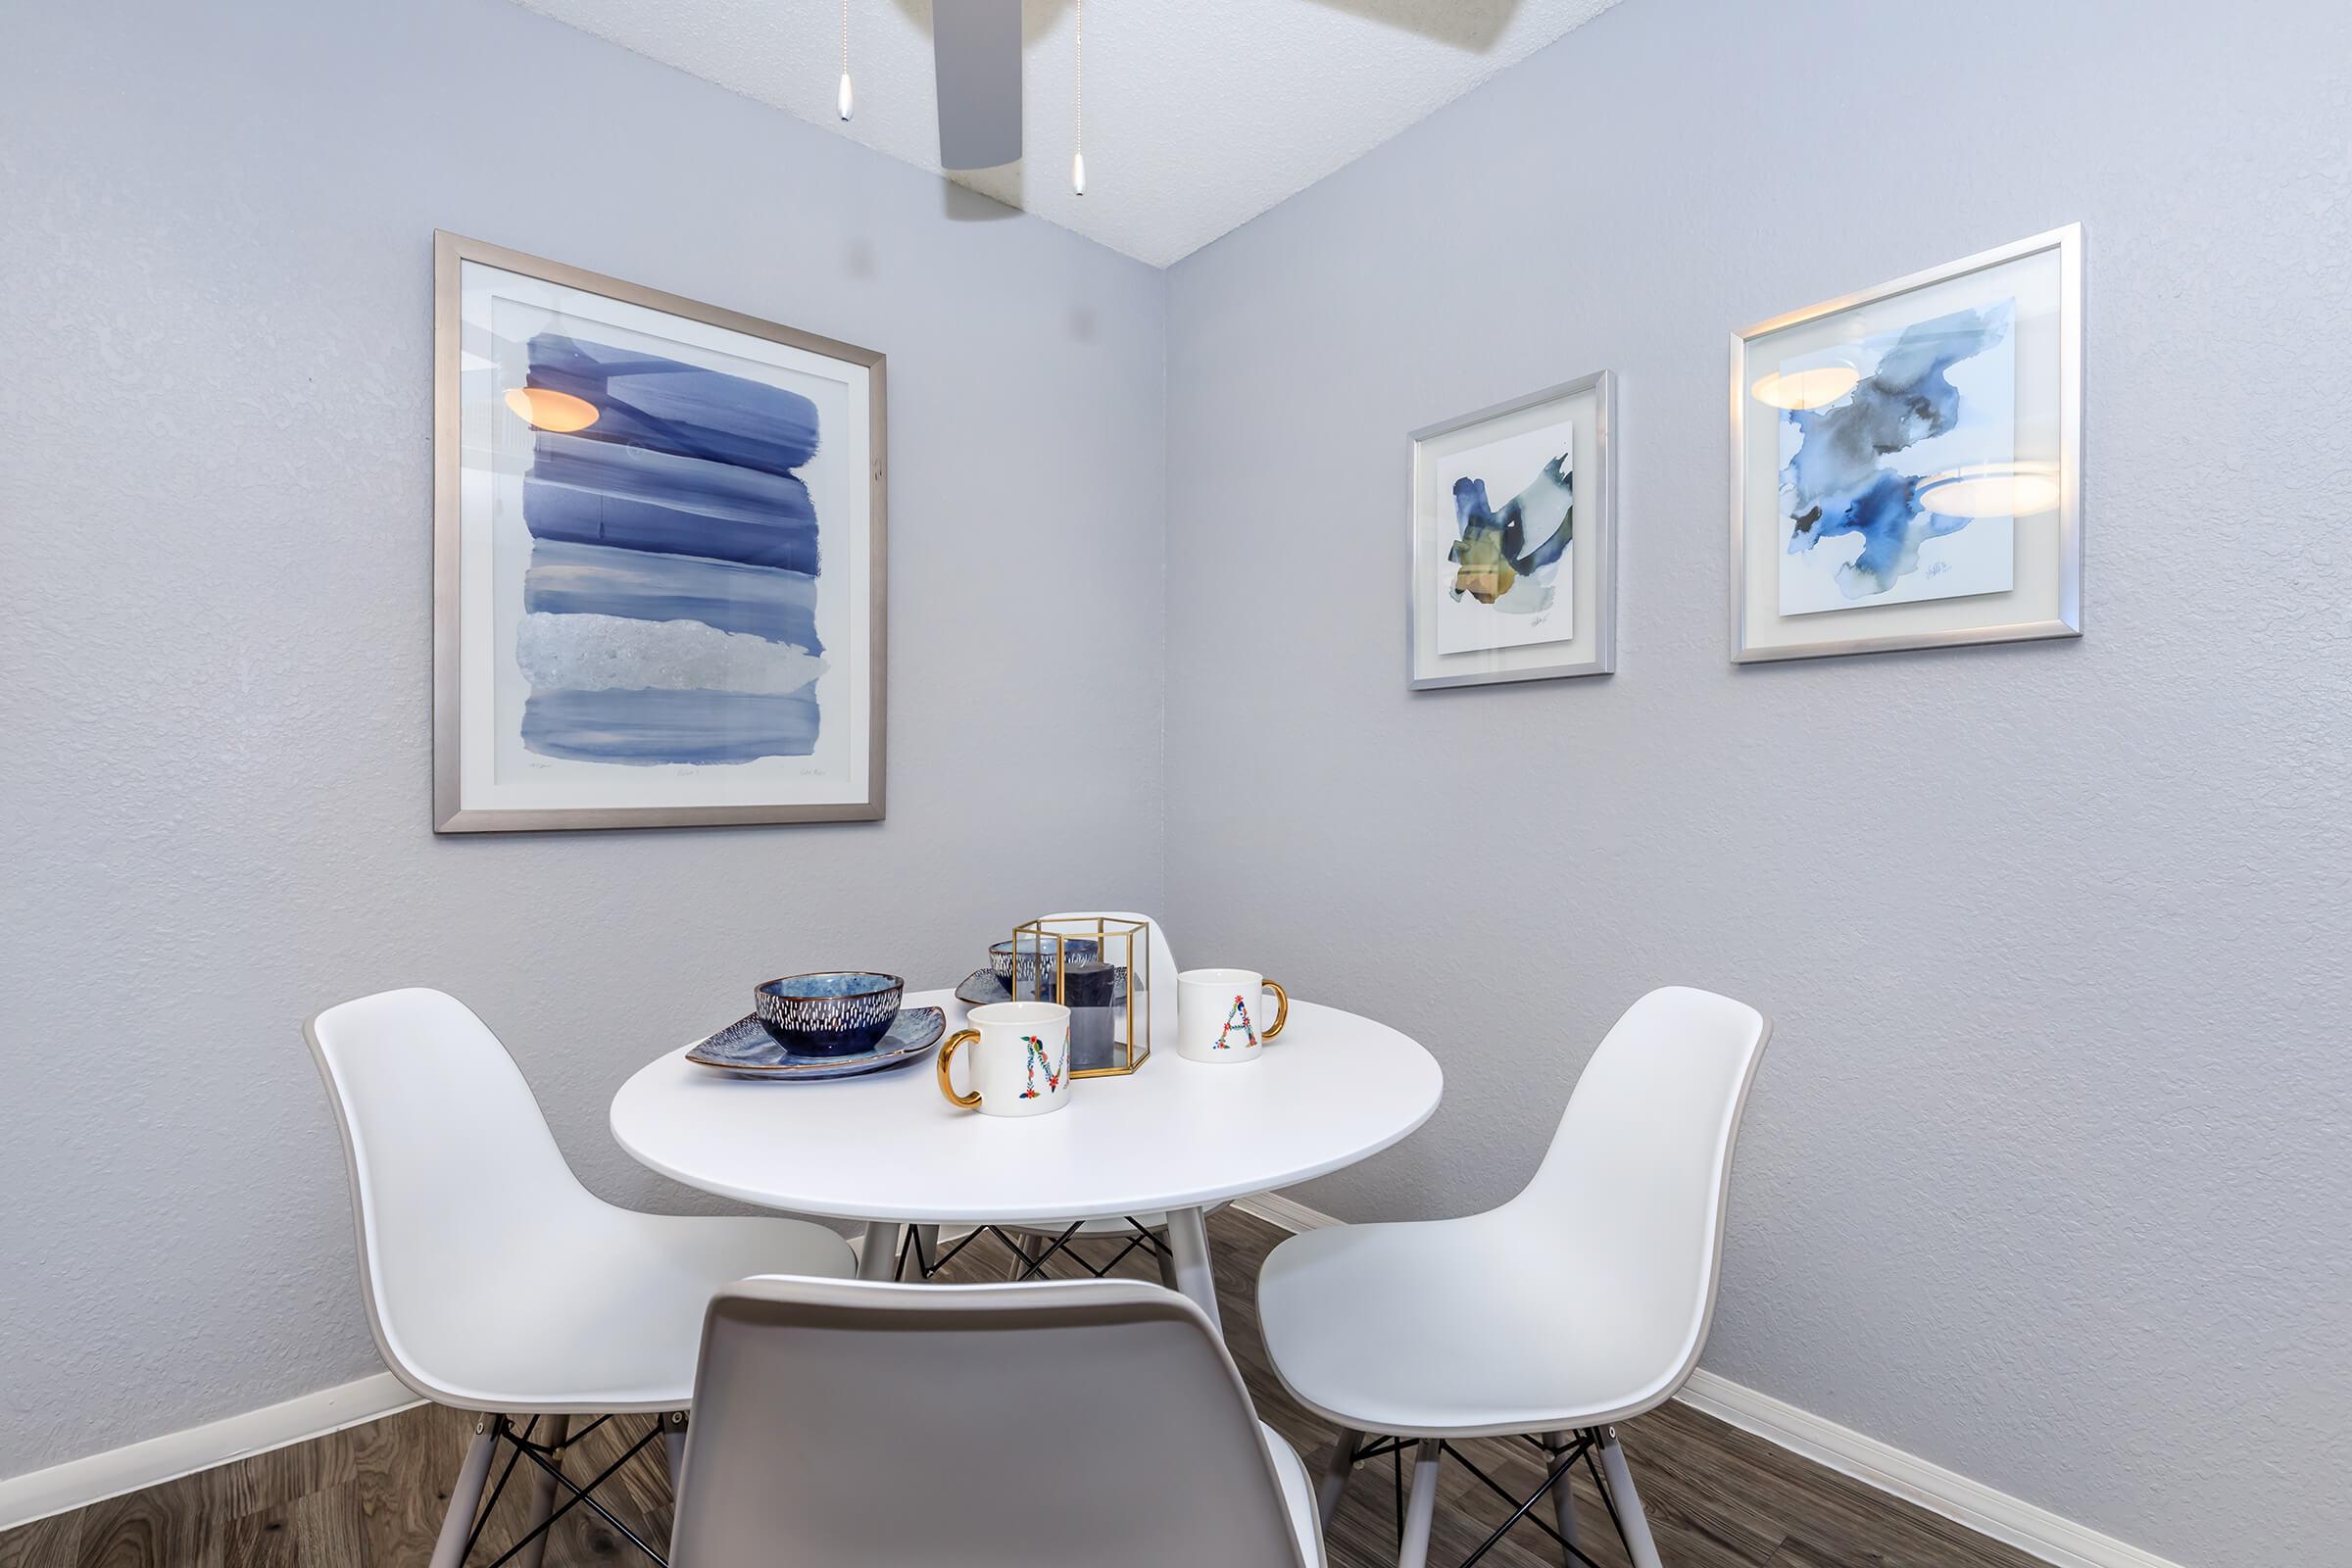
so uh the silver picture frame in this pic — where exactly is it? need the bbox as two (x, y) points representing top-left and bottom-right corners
(1407, 369), (1617, 690)
(1730, 223), (2082, 664)
(432, 232), (888, 832)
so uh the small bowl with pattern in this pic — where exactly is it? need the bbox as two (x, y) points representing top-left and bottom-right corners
(753, 971), (905, 1056)
(988, 936), (1102, 994)
(959, 963), (1128, 1009)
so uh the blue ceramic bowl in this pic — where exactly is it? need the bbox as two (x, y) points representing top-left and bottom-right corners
(753, 971), (905, 1056)
(989, 936), (1102, 991)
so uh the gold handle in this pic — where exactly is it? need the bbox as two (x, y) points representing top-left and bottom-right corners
(936, 1030), (982, 1108)
(1260, 980), (1289, 1041)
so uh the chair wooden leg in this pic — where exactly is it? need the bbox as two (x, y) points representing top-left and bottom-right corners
(663, 1411), (689, 1491)
(857, 1221), (902, 1280)
(1163, 1205), (1224, 1331)
(1396, 1441), (1444, 1568)
(428, 1425), (498, 1568)
(1005, 1232), (1047, 1280)
(1543, 1430), (1581, 1561)
(1596, 1426), (1663, 1568)
(1154, 1234), (1180, 1291)
(1316, 1428), (1363, 1529)
(513, 1414), (570, 1568)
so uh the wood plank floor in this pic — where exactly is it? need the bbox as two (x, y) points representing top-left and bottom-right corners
(3, 1209), (2044, 1567)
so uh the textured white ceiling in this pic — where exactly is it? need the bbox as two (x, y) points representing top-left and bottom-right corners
(510, 0), (1625, 267)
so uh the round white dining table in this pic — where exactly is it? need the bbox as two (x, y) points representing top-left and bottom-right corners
(611, 987), (1443, 1329)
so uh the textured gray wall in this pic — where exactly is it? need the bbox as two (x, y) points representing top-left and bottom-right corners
(6, 0), (2349, 1557)
(1163, 3), (2349, 1564)
(0, 0), (1164, 1478)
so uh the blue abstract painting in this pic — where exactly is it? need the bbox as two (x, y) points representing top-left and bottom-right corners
(1778, 301), (2018, 615)
(513, 335), (828, 764)
(1447, 457), (1573, 613)
(1430, 417), (1577, 657)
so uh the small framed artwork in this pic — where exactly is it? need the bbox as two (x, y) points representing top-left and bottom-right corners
(1408, 370), (1616, 690)
(433, 232), (886, 832)
(1731, 224), (2082, 663)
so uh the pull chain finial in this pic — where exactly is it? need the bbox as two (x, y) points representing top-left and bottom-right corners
(838, 0), (854, 120)
(1071, 0), (1086, 194)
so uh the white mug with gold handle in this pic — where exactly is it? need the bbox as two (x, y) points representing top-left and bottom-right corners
(936, 1002), (1073, 1116)
(1173, 968), (1289, 1063)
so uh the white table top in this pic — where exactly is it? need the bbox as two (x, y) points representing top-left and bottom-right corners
(611, 988), (1444, 1224)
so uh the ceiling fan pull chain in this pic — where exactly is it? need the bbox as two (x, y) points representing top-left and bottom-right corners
(838, 0), (854, 120)
(1071, 0), (1086, 193)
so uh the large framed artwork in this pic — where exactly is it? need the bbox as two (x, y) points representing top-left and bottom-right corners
(1408, 370), (1616, 689)
(432, 233), (886, 831)
(1731, 224), (2082, 662)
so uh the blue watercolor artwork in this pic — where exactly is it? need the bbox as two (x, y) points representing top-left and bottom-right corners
(1778, 301), (2017, 616)
(514, 335), (827, 764)
(1432, 431), (1575, 657)
(1447, 457), (1573, 612)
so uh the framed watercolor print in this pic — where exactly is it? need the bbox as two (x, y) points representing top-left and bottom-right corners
(1731, 224), (2082, 663)
(1408, 370), (1616, 689)
(432, 233), (886, 831)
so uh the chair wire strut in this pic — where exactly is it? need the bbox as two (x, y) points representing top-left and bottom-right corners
(457, 1414), (671, 1567)
(893, 1217), (1172, 1281)
(1348, 1429), (1642, 1568)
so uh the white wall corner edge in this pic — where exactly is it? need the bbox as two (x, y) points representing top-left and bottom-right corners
(0, 1372), (421, 1533)
(1230, 1195), (2190, 1568)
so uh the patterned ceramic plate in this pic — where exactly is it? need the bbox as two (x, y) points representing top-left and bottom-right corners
(685, 1005), (947, 1081)
(955, 968), (1014, 1006)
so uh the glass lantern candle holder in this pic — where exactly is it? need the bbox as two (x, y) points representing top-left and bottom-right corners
(1011, 915), (1152, 1076)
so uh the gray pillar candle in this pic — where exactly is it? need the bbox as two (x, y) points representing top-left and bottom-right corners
(1062, 958), (1116, 1071)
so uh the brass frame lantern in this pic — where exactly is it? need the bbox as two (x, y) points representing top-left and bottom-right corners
(1011, 915), (1152, 1076)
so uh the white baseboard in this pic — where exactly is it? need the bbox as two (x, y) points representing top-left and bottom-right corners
(1230, 1195), (2184, 1568)
(1673, 1371), (2181, 1568)
(1232, 1190), (1336, 1239)
(7, 1207), (2192, 1568)
(0, 1371), (420, 1533)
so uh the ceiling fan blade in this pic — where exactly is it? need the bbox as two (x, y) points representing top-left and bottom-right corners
(932, 0), (1022, 170)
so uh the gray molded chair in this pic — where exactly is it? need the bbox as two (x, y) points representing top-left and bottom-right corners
(667, 1276), (1323, 1567)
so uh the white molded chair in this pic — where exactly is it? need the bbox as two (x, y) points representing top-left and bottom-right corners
(1255, 986), (1771, 1568)
(306, 987), (857, 1568)
(668, 1275), (1322, 1567)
